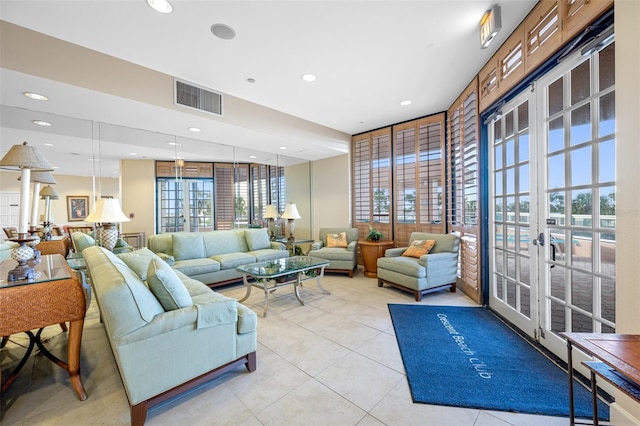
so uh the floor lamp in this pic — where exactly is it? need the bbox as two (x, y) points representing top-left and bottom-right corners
(0, 142), (54, 281)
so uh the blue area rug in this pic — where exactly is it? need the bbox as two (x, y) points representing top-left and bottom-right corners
(388, 304), (609, 420)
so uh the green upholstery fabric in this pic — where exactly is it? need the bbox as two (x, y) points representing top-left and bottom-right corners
(0, 241), (18, 261)
(377, 232), (460, 301)
(83, 245), (258, 411)
(308, 227), (359, 276)
(147, 258), (194, 311)
(73, 232), (97, 253)
(148, 230), (288, 286)
(116, 247), (158, 280)
(244, 228), (271, 251)
(172, 233), (205, 261)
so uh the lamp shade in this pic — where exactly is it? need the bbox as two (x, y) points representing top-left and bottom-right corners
(39, 185), (59, 199)
(18, 171), (57, 184)
(0, 141), (53, 171)
(281, 202), (301, 219)
(86, 199), (130, 223)
(264, 204), (279, 219)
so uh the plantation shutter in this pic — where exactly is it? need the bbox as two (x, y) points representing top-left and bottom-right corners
(214, 164), (234, 230)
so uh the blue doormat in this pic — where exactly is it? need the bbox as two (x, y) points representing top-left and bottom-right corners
(388, 304), (609, 420)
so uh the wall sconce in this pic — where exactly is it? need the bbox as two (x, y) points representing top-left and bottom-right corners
(480, 5), (502, 49)
(281, 202), (301, 242)
(0, 141), (53, 281)
(86, 198), (131, 251)
(39, 185), (59, 241)
(264, 204), (279, 240)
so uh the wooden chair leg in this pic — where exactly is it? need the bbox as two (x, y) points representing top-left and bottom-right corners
(0, 336), (9, 348)
(59, 323), (68, 332)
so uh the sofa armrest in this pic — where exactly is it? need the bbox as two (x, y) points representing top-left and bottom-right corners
(347, 241), (357, 252)
(419, 251), (458, 266)
(116, 307), (198, 345)
(155, 252), (175, 265)
(311, 241), (324, 250)
(270, 241), (286, 250)
(384, 247), (407, 257)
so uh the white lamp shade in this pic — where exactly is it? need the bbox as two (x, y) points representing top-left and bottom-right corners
(264, 204), (279, 219)
(0, 141), (53, 171)
(86, 199), (131, 223)
(39, 185), (59, 199)
(281, 202), (301, 219)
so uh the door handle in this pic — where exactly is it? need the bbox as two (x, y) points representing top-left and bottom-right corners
(532, 232), (545, 246)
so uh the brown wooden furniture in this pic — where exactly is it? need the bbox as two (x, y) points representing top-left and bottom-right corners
(3, 227), (17, 239)
(36, 236), (70, 257)
(560, 333), (640, 426)
(359, 240), (394, 278)
(0, 254), (87, 400)
(66, 225), (94, 252)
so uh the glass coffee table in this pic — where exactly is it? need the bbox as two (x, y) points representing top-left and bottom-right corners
(237, 256), (330, 317)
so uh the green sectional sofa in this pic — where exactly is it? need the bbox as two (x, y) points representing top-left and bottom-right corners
(147, 228), (289, 288)
(83, 246), (257, 425)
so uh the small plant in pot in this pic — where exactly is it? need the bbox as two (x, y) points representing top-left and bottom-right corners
(367, 224), (383, 242)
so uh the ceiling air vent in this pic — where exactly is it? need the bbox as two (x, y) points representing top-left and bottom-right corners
(174, 79), (223, 116)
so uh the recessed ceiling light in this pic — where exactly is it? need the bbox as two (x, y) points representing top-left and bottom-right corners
(52, 166), (60, 169)
(249, 155), (257, 159)
(146, 0), (173, 14)
(112, 171), (119, 174)
(23, 92), (48, 101)
(301, 73), (317, 82)
(167, 141), (181, 146)
(129, 153), (138, 156)
(400, 100), (412, 106)
(32, 120), (52, 126)
(188, 127), (201, 132)
(211, 24), (236, 40)
(247, 78), (256, 83)
(43, 143), (54, 146)
(279, 146), (288, 150)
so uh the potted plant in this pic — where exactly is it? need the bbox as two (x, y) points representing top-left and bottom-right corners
(367, 224), (383, 241)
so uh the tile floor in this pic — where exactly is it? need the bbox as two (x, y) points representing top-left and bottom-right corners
(1, 268), (572, 425)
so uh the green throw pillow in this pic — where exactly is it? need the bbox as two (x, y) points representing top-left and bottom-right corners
(245, 228), (271, 251)
(172, 233), (205, 261)
(116, 248), (158, 280)
(147, 258), (193, 311)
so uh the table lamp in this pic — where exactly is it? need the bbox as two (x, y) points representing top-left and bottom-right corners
(0, 141), (54, 281)
(281, 202), (301, 242)
(39, 185), (59, 241)
(264, 204), (279, 240)
(85, 198), (130, 251)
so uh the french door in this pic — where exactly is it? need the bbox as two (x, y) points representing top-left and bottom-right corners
(489, 39), (616, 360)
(157, 178), (214, 233)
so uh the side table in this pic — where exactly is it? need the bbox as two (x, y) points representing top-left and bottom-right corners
(359, 240), (394, 278)
(0, 254), (87, 400)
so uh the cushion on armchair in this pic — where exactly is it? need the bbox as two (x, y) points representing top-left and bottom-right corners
(402, 239), (436, 258)
(327, 232), (348, 248)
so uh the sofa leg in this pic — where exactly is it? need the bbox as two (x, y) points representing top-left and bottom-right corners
(378, 278), (384, 288)
(246, 351), (257, 372)
(414, 291), (422, 302)
(131, 401), (148, 426)
(450, 282), (457, 293)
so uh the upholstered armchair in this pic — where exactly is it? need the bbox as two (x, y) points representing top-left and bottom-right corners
(308, 228), (359, 277)
(70, 231), (133, 256)
(377, 232), (460, 301)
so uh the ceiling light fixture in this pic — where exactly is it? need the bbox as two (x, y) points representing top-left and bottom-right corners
(146, 0), (173, 14)
(167, 141), (181, 146)
(301, 73), (317, 82)
(247, 78), (256, 83)
(400, 100), (412, 106)
(211, 24), (236, 40)
(23, 92), (48, 101)
(188, 127), (201, 132)
(279, 146), (288, 150)
(43, 143), (54, 146)
(32, 120), (52, 126)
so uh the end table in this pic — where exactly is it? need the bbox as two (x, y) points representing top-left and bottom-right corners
(359, 240), (394, 278)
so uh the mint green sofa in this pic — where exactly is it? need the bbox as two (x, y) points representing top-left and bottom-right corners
(147, 229), (289, 288)
(377, 232), (460, 301)
(70, 231), (132, 256)
(83, 246), (257, 425)
(0, 240), (18, 261)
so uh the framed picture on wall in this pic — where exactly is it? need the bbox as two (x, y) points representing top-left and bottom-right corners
(67, 196), (90, 222)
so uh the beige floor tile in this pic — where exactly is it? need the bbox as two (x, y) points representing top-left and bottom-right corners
(315, 351), (404, 412)
(255, 378), (366, 426)
(355, 331), (405, 374)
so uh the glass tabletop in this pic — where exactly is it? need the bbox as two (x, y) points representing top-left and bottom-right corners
(0, 254), (72, 288)
(237, 256), (329, 278)
(66, 256), (86, 270)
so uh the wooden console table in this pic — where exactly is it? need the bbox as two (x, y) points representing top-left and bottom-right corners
(0, 254), (87, 400)
(560, 332), (640, 426)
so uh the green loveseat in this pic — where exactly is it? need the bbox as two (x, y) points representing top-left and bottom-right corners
(147, 228), (289, 288)
(83, 246), (257, 425)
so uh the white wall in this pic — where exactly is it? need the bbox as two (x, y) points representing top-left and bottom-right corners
(612, 1), (640, 424)
(310, 154), (351, 237)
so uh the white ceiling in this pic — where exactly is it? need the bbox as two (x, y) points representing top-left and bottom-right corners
(0, 0), (537, 177)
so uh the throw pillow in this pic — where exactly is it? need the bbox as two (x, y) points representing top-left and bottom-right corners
(245, 228), (271, 251)
(402, 239), (436, 258)
(326, 232), (348, 248)
(146, 258), (193, 311)
(116, 248), (158, 280)
(172, 233), (205, 261)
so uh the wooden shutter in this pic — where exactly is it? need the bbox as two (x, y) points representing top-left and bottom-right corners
(214, 164), (233, 230)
